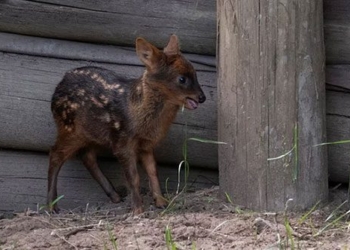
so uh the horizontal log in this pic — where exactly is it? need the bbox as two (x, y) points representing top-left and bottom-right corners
(0, 33), (216, 71)
(324, 0), (350, 64)
(325, 64), (350, 182)
(0, 1), (349, 63)
(0, 149), (218, 212)
(326, 65), (350, 91)
(324, 24), (350, 64)
(326, 88), (350, 183)
(0, 0), (216, 55)
(0, 49), (218, 168)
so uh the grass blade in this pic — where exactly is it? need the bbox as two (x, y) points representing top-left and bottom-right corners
(325, 200), (348, 222)
(315, 210), (350, 236)
(187, 137), (227, 144)
(293, 124), (298, 181)
(165, 225), (177, 250)
(314, 140), (350, 147)
(267, 146), (295, 161)
(298, 201), (321, 225)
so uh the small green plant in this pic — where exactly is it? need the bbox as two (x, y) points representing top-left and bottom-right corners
(39, 195), (65, 211)
(178, 137), (226, 193)
(225, 192), (233, 204)
(160, 110), (226, 216)
(191, 241), (197, 250)
(298, 201), (321, 225)
(106, 222), (118, 250)
(165, 225), (177, 250)
(283, 199), (295, 250)
(314, 208), (350, 237)
(224, 192), (243, 214)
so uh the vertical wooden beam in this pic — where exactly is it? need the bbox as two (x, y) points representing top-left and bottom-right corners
(217, 0), (328, 211)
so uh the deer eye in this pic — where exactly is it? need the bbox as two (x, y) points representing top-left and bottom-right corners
(178, 76), (187, 84)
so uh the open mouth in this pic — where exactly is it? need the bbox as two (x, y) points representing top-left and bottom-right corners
(185, 98), (199, 110)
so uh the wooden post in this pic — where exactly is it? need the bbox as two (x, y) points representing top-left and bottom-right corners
(217, 0), (328, 211)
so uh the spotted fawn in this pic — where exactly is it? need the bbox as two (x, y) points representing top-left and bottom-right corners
(48, 35), (206, 214)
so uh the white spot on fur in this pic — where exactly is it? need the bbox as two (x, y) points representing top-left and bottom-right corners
(114, 122), (120, 130)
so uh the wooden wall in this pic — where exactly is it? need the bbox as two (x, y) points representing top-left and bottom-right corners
(0, 149), (218, 211)
(0, 32), (218, 211)
(0, 0), (218, 211)
(0, 0), (216, 55)
(324, 0), (350, 183)
(0, 0), (350, 211)
(0, 33), (217, 168)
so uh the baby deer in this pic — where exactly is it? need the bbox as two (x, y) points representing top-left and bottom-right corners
(48, 35), (206, 214)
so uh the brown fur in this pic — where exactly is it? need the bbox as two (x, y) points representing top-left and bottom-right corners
(47, 35), (206, 214)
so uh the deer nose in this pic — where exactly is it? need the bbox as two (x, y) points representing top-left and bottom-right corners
(198, 93), (206, 103)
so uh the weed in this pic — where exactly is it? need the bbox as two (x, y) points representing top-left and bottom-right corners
(315, 209), (350, 237)
(224, 192), (243, 214)
(162, 109), (226, 215)
(282, 199), (296, 250)
(39, 195), (65, 212)
(106, 222), (118, 250)
(298, 201), (321, 225)
(191, 241), (197, 250)
(165, 225), (177, 250)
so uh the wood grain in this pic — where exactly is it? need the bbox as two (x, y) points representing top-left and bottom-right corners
(0, 33), (216, 72)
(217, 0), (327, 211)
(324, 0), (350, 64)
(0, 0), (348, 61)
(0, 0), (216, 55)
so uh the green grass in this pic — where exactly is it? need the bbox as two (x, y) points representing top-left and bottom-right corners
(106, 222), (118, 250)
(298, 201), (321, 225)
(161, 109), (226, 215)
(282, 199), (296, 250)
(39, 195), (65, 212)
(165, 225), (177, 250)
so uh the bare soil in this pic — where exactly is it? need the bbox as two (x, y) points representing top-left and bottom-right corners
(1, 186), (350, 250)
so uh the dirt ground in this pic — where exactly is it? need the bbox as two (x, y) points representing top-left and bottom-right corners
(1, 186), (350, 250)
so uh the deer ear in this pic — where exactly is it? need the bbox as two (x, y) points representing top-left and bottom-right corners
(136, 37), (161, 69)
(163, 34), (180, 55)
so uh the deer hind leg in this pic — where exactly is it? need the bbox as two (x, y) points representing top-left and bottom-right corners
(47, 136), (83, 212)
(81, 148), (121, 203)
(140, 151), (167, 208)
(114, 144), (143, 214)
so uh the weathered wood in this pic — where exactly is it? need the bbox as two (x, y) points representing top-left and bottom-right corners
(0, 149), (218, 212)
(217, 0), (328, 211)
(324, 0), (350, 64)
(0, 1), (349, 61)
(0, 0), (216, 55)
(325, 65), (350, 183)
(0, 48), (218, 168)
(326, 65), (350, 91)
(0, 33), (216, 72)
(326, 90), (350, 183)
(0, 35), (350, 184)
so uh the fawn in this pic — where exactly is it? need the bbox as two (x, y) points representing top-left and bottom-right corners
(48, 35), (206, 214)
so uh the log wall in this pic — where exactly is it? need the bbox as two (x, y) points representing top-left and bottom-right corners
(0, 33), (217, 168)
(0, 149), (218, 212)
(0, 0), (216, 55)
(1, 0), (350, 213)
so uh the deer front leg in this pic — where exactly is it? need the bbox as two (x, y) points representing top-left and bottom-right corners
(140, 151), (167, 208)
